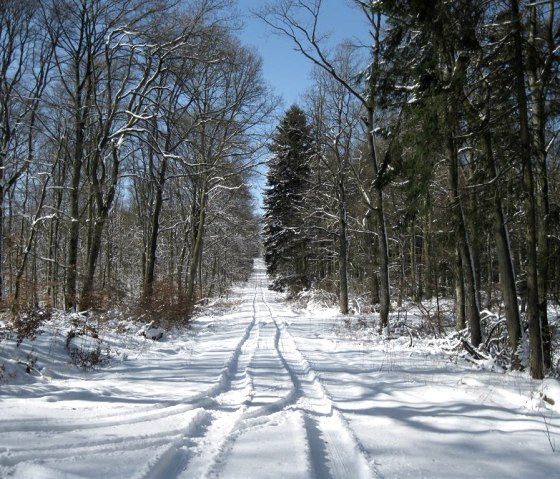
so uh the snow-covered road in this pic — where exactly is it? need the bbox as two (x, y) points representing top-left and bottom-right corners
(1, 260), (559, 478)
(175, 265), (373, 479)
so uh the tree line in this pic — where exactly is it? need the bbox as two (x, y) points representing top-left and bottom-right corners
(0, 0), (269, 320)
(2, 0), (558, 380)
(261, 0), (559, 379)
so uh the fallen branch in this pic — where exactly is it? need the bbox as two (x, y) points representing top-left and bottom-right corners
(461, 338), (489, 361)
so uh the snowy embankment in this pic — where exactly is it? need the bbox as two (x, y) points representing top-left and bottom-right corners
(0, 259), (559, 478)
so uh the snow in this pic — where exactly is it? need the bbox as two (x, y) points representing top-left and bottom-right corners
(1, 259), (559, 478)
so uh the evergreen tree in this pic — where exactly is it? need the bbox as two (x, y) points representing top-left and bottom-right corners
(263, 105), (313, 292)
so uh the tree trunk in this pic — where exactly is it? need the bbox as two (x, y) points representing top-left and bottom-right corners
(533, 104), (553, 371)
(510, 0), (544, 378)
(47, 157), (67, 308)
(0, 195), (4, 307)
(176, 218), (192, 297)
(66, 58), (92, 311)
(143, 155), (168, 297)
(455, 250), (466, 330)
(366, 106), (390, 333)
(528, 0), (554, 371)
(422, 192), (433, 300)
(410, 223), (417, 302)
(80, 146), (119, 309)
(80, 213), (107, 309)
(66, 131), (84, 311)
(337, 173), (349, 315)
(482, 131), (522, 362)
(446, 108), (481, 346)
(185, 178), (209, 308)
(367, 11), (390, 334)
(375, 188), (390, 334)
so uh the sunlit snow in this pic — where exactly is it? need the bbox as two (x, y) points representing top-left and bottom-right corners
(1, 260), (558, 478)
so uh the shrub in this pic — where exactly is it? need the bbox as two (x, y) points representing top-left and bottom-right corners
(65, 315), (110, 370)
(133, 281), (193, 329)
(12, 307), (52, 346)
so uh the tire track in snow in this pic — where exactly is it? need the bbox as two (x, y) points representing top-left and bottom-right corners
(2, 278), (263, 479)
(177, 270), (303, 478)
(145, 278), (265, 479)
(1, 281), (265, 479)
(178, 265), (376, 479)
(2, 264), (374, 479)
(260, 286), (376, 479)
(0, 410), (207, 465)
(182, 268), (376, 479)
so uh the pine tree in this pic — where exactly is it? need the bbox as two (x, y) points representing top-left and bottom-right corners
(263, 105), (313, 293)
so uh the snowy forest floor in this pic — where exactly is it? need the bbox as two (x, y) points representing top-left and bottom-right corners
(1, 260), (559, 479)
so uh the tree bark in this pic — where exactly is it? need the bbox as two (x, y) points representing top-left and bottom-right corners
(66, 45), (92, 311)
(527, 3), (554, 371)
(337, 173), (349, 315)
(375, 188), (390, 334)
(185, 177), (209, 308)
(66, 114), (85, 311)
(482, 131), (521, 362)
(143, 152), (168, 297)
(510, 0), (544, 378)
(422, 192), (433, 300)
(455, 250), (466, 330)
(445, 106), (481, 346)
(80, 145), (119, 309)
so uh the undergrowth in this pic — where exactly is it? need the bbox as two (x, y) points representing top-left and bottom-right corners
(308, 290), (560, 376)
(65, 314), (110, 370)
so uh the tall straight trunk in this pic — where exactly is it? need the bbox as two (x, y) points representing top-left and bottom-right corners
(337, 173), (349, 315)
(0, 107), (8, 305)
(66, 54), (92, 310)
(176, 219), (192, 297)
(510, 0), (544, 378)
(482, 131), (521, 361)
(80, 146), (119, 309)
(363, 11), (390, 334)
(398, 240), (405, 308)
(533, 102), (552, 371)
(366, 106), (390, 333)
(47, 214), (61, 307)
(445, 107), (481, 346)
(48, 157), (67, 308)
(410, 223), (418, 302)
(104, 222), (111, 290)
(0, 196), (4, 306)
(375, 188), (390, 333)
(468, 190), (483, 309)
(185, 178), (208, 307)
(455, 251), (466, 330)
(66, 124), (84, 311)
(527, 3), (553, 370)
(422, 192), (433, 300)
(366, 212), (380, 306)
(533, 115), (552, 370)
(143, 156), (168, 297)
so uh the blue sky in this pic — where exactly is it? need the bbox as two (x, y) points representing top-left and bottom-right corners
(236, 0), (368, 107)
(233, 0), (369, 212)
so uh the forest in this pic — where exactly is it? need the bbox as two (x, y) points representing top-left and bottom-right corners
(260, 0), (560, 380)
(1, 0), (559, 380)
(0, 0), (266, 320)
